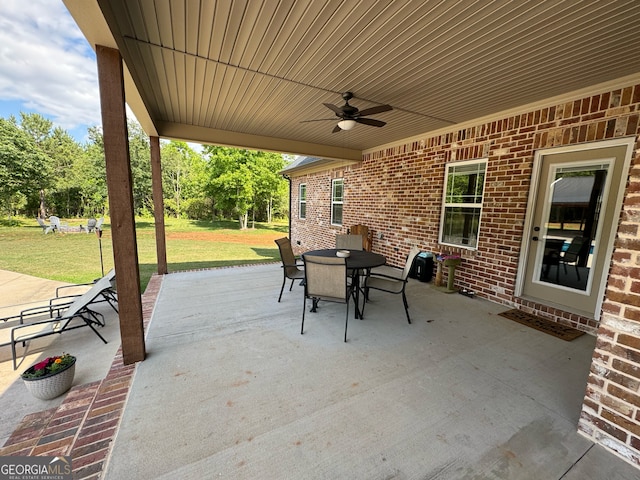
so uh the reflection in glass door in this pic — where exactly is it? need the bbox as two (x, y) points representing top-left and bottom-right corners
(538, 164), (608, 292)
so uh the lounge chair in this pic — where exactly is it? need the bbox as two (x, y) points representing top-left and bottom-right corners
(1, 270), (117, 369)
(54, 269), (118, 313)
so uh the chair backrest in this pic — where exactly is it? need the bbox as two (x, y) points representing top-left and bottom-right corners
(336, 234), (363, 251)
(400, 246), (422, 281)
(303, 255), (348, 302)
(350, 224), (373, 251)
(49, 216), (61, 228)
(564, 236), (586, 262)
(64, 270), (116, 318)
(275, 237), (300, 276)
(87, 218), (97, 229)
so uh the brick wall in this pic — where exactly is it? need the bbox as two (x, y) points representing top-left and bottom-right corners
(289, 82), (640, 468)
(579, 141), (640, 466)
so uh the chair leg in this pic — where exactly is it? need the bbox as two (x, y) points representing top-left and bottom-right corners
(402, 291), (411, 324)
(278, 276), (286, 302)
(11, 341), (18, 370)
(575, 264), (581, 281)
(301, 297), (306, 334)
(360, 288), (367, 319)
(344, 300), (349, 342)
(289, 278), (295, 291)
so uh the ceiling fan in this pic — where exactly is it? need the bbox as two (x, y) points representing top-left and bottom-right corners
(302, 92), (393, 133)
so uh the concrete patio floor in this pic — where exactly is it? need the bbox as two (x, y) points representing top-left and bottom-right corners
(99, 264), (640, 479)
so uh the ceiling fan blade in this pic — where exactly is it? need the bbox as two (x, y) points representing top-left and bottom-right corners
(356, 117), (386, 127)
(357, 104), (393, 117)
(300, 118), (336, 123)
(323, 103), (343, 115)
(332, 125), (342, 133)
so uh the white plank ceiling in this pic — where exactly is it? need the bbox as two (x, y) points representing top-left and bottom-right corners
(66, 0), (640, 160)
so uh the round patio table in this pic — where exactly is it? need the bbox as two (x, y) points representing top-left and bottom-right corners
(302, 249), (386, 319)
(302, 249), (386, 270)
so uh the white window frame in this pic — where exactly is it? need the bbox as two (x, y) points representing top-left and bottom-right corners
(439, 158), (488, 249)
(331, 178), (344, 226)
(299, 183), (307, 219)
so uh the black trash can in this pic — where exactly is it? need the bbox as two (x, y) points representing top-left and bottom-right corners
(409, 252), (434, 282)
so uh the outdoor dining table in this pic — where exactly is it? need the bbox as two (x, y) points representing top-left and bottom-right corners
(303, 248), (387, 319)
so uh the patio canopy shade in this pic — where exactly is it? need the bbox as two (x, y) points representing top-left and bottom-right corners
(64, 0), (640, 162)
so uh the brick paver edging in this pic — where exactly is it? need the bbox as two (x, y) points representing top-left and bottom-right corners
(0, 273), (164, 480)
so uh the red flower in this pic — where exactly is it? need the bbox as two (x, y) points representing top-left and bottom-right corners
(33, 358), (51, 371)
(21, 353), (75, 379)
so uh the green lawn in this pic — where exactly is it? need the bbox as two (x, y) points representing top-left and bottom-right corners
(0, 217), (289, 291)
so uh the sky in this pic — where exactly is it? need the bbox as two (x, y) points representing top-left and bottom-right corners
(0, 1), (103, 142)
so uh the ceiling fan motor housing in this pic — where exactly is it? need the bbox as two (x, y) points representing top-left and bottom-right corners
(339, 92), (357, 117)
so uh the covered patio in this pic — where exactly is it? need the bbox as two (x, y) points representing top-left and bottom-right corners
(4, 266), (640, 478)
(97, 266), (635, 478)
(57, 0), (640, 472)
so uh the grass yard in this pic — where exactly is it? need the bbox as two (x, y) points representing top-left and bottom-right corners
(0, 217), (289, 291)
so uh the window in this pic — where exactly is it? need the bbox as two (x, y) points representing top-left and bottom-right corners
(299, 184), (307, 219)
(331, 178), (343, 226)
(440, 159), (487, 248)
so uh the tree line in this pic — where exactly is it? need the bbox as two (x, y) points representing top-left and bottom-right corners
(0, 113), (290, 227)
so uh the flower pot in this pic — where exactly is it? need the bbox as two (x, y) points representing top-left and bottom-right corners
(22, 357), (76, 400)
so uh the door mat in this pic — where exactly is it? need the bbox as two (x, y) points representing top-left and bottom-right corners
(498, 309), (585, 341)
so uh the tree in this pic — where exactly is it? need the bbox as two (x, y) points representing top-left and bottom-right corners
(246, 151), (287, 225)
(45, 127), (89, 216)
(19, 112), (54, 146)
(161, 141), (207, 218)
(87, 120), (153, 216)
(0, 118), (52, 218)
(18, 113), (96, 218)
(83, 126), (109, 215)
(203, 146), (287, 227)
(203, 147), (254, 227)
(127, 120), (153, 215)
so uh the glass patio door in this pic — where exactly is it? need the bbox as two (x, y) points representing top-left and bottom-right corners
(518, 142), (631, 318)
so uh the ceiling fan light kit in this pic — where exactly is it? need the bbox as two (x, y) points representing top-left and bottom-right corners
(337, 119), (357, 130)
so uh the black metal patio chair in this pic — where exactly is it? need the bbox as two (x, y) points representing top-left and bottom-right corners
(275, 237), (305, 302)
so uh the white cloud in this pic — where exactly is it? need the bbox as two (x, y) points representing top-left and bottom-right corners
(0, 0), (101, 130)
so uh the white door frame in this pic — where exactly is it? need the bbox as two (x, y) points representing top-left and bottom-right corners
(515, 137), (635, 319)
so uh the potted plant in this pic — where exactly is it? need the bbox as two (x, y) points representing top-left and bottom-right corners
(21, 353), (76, 400)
